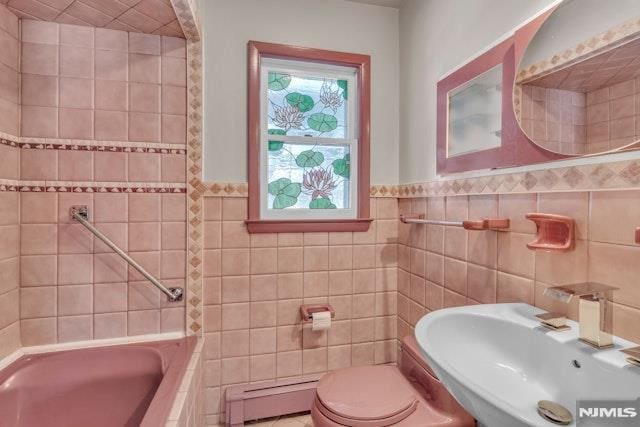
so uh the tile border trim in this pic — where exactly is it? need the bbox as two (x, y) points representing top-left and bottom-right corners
(0, 134), (186, 154)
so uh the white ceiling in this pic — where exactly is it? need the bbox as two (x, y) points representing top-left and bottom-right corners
(344, 0), (404, 9)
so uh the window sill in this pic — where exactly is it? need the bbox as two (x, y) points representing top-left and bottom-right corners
(245, 218), (373, 234)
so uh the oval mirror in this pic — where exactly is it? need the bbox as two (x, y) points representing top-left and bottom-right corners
(515, 0), (640, 155)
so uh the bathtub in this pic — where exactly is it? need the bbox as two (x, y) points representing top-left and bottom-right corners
(0, 336), (196, 427)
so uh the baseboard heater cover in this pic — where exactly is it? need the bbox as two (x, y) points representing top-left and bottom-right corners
(225, 374), (322, 426)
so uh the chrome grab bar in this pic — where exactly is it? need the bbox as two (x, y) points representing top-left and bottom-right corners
(70, 206), (183, 302)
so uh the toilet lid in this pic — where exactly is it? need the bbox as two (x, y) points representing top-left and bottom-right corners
(316, 365), (418, 422)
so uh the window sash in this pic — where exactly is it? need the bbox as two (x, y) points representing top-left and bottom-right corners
(259, 59), (359, 220)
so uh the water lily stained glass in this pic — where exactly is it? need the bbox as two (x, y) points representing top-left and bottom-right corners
(267, 72), (348, 139)
(267, 143), (350, 210)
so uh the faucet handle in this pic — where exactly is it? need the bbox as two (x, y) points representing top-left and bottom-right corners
(535, 312), (570, 331)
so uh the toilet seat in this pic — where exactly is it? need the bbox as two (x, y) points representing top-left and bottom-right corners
(315, 365), (418, 426)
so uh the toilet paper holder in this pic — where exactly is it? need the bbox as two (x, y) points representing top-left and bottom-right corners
(300, 304), (335, 322)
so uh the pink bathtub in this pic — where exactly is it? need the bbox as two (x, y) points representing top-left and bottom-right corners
(0, 336), (196, 427)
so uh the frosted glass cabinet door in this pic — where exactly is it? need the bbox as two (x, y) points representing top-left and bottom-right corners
(447, 64), (503, 157)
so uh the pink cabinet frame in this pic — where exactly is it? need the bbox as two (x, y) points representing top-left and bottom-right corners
(436, 8), (566, 174)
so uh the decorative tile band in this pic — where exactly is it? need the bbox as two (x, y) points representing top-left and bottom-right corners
(517, 15), (640, 83)
(0, 133), (186, 154)
(0, 180), (186, 193)
(398, 158), (640, 197)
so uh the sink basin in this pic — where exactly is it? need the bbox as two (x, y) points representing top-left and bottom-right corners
(415, 303), (640, 427)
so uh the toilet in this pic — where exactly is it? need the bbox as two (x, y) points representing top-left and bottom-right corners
(311, 336), (475, 426)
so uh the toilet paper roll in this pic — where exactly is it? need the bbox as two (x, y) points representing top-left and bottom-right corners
(311, 311), (332, 331)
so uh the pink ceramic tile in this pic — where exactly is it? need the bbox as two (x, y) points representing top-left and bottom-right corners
(135, 0), (175, 25)
(128, 222), (160, 251)
(118, 8), (161, 34)
(94, 151), (126, 181)
(21, 317), (57, 346)
(58, 314), (92, 342)
(58, 223), (93, 254)
(59, 45), (93, 78)
(59, 108), (93, 139)
(128, 279), (161, 310)
(94, 110), (128, 140)
(161, 222), (185, 250)
(128, 151), (161, 181)
(129, 53), (160, 83)
(93, 193), (127, 222)
(21, 19), (58, 44)
(93, 312), (127, 339)
(129, 82), (160, 112)
(0, 4), (18, 38)
(95, 49), (128, 81)
(0, 63), (19, 104)
(21, 74), (58, 107)
(160, 250), (185, 279)
(160, 307), (184, 332)
(59, 23), (93, 47)
(161, 56), (185, 86)
(59, 77), (93, 108)
(64, 1), (111, 26)
(58, 284), (93, 315)
(95, 28), (128, 51)
(0, 98), (18, 136)
(161, 153), (185, 182)
(94, 282), (127, 313)
(94, 253), (127, 283)
(21, 105), (58, 137)
(161, 36), (185, 58)
(129, 193), (161, 222)
(160, 114), (184, 143)
(21, 42), (58, 76)
(93, 223), (127, 253)
(21, 286), (57, 319)
(129, 32), (160, 55)
(0, 144), (18, 179)
(21, 192), (57, 224)
(128, 309), (160, 335)
(128, 112), (160, 142)
(161, 85), (185, 114)
(20, 224), (57, 255)
(161, 193), (184, 221)
(0, 30), (18, 71)
(20, 255), (57, 286)
(21, 148), (57, 180)
(0, 192), (19, 226)
(95, 79), (127, 111)
(58, 254), (92, 285)
(0, 225), (18, 260)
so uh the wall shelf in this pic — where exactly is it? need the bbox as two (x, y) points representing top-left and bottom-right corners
(525, 213), (575, 251)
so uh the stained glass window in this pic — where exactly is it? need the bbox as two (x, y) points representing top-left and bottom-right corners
(261, 59), (357, 219)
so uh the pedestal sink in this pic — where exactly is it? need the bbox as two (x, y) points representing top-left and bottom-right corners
(414, 303), (640, 427)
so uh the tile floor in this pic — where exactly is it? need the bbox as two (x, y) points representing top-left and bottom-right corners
(245, 412), (313, 426)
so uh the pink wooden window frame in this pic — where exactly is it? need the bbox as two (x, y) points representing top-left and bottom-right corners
(245, 41), (372, 233)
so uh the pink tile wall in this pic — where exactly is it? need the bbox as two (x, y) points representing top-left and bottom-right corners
(0, 4), (20, 360)
(201, 197), (398, 424)
(0, 191), (21, 358)
(0, 4), (19, 136)
(520, 85), (586, 154)
(586, 78), (640, 152)
(397, 192), (640, 347)
(19, 20), (187, 143)
(19, 191), (187, 345)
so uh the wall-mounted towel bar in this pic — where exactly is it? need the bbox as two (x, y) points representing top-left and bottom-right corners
(70, 205), (183, 302)
(400, 214), (510, 231)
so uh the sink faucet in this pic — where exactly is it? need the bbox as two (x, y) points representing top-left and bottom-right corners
(543, 282), (619, 349)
